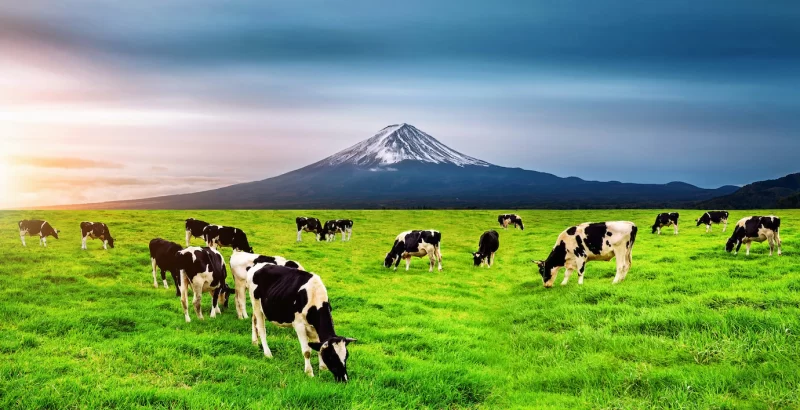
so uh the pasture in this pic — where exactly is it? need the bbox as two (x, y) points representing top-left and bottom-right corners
(0, 209), (798, 409)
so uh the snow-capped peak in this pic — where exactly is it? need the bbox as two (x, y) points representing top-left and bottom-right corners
(321, 124), (492, 168)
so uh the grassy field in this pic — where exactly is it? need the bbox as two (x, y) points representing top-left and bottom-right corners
(0, 209), (798, 409)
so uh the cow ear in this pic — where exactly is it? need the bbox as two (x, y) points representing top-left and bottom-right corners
(343, 338), (357, 345)
(308, 342), (322, 351)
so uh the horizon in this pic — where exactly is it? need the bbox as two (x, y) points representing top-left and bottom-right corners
(2, 1), (799, 208)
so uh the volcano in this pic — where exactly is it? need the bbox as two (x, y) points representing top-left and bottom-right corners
(60, 124), (737, 209)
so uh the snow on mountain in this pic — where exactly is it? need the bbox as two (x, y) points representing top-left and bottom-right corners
(321, 123), (493, 168)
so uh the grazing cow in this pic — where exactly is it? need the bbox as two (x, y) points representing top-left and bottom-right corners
(696, 211), (729, 233)
(175, 246), (234, 322)
(323, 219), (354, 242)
(726, 216), (782, 256)
(80, 221), (115, 250)
(185, 218), (210, 247)
(248, 263), (356, 381)
(498, 214), (524, 230)
(383, 230), (443, 272)
(203, 224), (253, 252)
(229, 249), (305, 319)
(149, 238), (184, 296)
(534, 221), (637, 287)
(18, 220), (59, 247)
(296, 217), (324, 242)
(473, 230), (500, 267)
(651, 212), (679, 235)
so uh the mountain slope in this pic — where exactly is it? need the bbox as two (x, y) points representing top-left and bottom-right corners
(699, 173), (800, 209)
(51, 124), (738, 210)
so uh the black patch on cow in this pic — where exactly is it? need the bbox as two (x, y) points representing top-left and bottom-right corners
(542, 240), (568, 283)
(253, 255), (278, 265)
(251, 264), (314, 325)
(573, 236), (586, 258)
(566, 226), (577, 236)
(584, 223), (608, 255)
(284, 261), (300, 269)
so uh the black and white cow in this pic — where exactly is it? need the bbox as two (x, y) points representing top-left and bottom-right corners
(185, 218), (210, 247)
(651, 212), (679, 235)
(383, 230), (443, 272)
(473, 230), (500, 267)
(18, 220), (59, 247)
(726, 216), (782, 256)
(149, 238), (184, 296)
(498, 214), (524, 230)
(534, 221), (637, 287)
(203, 224), (253, 252)
(80, 221), (115, 250)
(296, 217), (324, 242)
(175, 246), (234, 322)
(248, 263), (356, 381)
(230, 249), (305, 320)
(696, 211), (729, 233)
(323, 219), (354, 242)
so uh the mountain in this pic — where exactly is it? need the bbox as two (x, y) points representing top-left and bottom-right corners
(54, 124), (739, 210)
(699, 173), (800, 209)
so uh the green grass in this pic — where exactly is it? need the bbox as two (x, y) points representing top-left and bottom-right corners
(0, 210), (798, 409)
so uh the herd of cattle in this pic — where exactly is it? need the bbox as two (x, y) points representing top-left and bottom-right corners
(15, 210), (784, 382)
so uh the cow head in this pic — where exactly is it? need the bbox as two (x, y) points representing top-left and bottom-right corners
(107, 235), (115, 248)
(384, 252), (398, 268)
(309, 336), (356, 382)
(472, 252), (485, 266)
(533, 260), (556, 288)
(651, 224), (659, 234)
(218, 283), (235, 308)
(517, 220), (524, 230)
(725, 237), (738, 253)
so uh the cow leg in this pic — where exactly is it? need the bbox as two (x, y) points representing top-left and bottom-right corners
(489, 252), (495, 267)
(612, 252), (626, 284)
(657, 227), (661, 235)
(171, 271), (181, 296)
(405, 257), (411, 271)
(191, 279), (204, 320)
(185, 230), (191, 247)
(745, 242), (751, 256)
(81, 235), (87, 250)
(151, 258), (159, 288)
(254, 303), (272, 357)
(42, 236), (47, 247)
(561, 269), (573, 286)
(293, 322), (314, 377)
(234, 277), (248, 319)
(674, 224), (679, 235)
(180, 270), (191, 322)
(767, 235), (775, 257)
(723, 222), (728, 232)
(251, 314), (259, 345)
(577, 263), (586, 285)
(160, 269), (169, 289)
(103, 240), (108, 250)
(209, 288), (219, 318)
(706, 224), (711, 233)
(776, 231), (782, 256)
(436, 245), (443, 271)
(428, 251), (436, 272)
(20, 233), (26, 247)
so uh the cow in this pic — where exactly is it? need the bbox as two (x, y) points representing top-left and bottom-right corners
(18, 220), (59, 247)
(651, 212), (679, 235)
(322, 219), (354, 242)
(149, 238), (184, 296)
(695, 211), (729, 233)
(185, 218), (210, 247)
(248, 263), (356, 381)
(383, 230), (443, 272)
(498, 214), (524, 230)
(726, 216), (782, 256)
(296, 217), (324, 242)
(203, 224), (253, 252)
(473, 230), (500, 267)
(175, 246), (234, 322)
(533, 221), (637, 288)
(80, 221), (115, 250)
(229, 249), (305, 320)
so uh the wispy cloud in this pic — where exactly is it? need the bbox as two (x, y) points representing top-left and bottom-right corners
(10, 156), (125, 169)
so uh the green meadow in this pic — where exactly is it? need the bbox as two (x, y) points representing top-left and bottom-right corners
(0, 210), (798, 409)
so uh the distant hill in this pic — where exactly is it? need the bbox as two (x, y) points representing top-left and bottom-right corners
(53, 124), (740, 210)
(699, 173), (800, 209)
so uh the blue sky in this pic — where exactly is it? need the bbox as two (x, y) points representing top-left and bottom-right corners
(1, 1), (798, 206)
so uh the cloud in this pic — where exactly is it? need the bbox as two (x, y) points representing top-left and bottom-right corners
(150, 165), (168, 171)
(10, 156), (125, 169)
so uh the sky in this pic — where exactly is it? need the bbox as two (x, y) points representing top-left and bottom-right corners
(1, 1), (799, 208)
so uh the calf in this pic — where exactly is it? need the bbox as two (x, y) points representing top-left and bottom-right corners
(248, 263), (355, 381)
(323, 219), (354, 242)
(185, 218), (210, 247)
(696, 211), (729, 233)
(149, 238), (184, 296)
(473, 230), (500, 267)
(229, 249), (305, 319)
(726, 216), (782, 256)
(203, 224), (253, 252)
(651, 212), (679, 235)
(80, 221), (115, 250)
(175, 246), (234, 322)
(383, 230), (443, 272)
(296, 217), (323, 242)
(18, 220), (59, 247)
(534, 221), (637, 287)
(498, 214), (524, 230)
